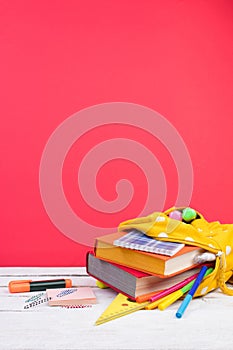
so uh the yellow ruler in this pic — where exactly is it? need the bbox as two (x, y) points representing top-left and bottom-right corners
(95, 293), (149, 326)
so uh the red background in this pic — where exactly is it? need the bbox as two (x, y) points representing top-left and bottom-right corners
(1, 0), (232, 266)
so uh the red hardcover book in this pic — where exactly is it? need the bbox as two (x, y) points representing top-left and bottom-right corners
(86, 252), (201, 300)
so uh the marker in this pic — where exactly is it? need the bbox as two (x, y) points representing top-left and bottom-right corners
(136, 290), (162, 303)
(8, 279), (72, 293)
(150, 273), (199, 303)
(159, 267), (213, 311)
(145, 295), (170, 310)
(158, 280), (196, 310)
(146, 278), (198, 310)
(176, 265), (208, 318)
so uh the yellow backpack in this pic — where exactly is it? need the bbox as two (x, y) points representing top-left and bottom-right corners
(118, 207), (233, 297)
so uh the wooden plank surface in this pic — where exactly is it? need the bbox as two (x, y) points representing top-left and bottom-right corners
(0, 267), (233, 350)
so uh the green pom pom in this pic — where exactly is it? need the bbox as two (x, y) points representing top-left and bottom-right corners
(182, 207), (197, 222)
(96, 280), (109, 289)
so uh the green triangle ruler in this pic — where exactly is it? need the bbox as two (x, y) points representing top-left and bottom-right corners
(95, 293), (149, 326)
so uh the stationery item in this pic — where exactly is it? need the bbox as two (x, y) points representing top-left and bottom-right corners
(146, 267), (213, 311)
(176, 265), (208, 318)
(145, 295), (171, 310)
(24, 292), (51, 309)
(95, 232), (204, 276)
(158, 280), (195, 311)
(158, 267), (213, 311)
(61, 304), (93, 309)
(149, 272), (199, 302)
(114, 229), (184, 256)
(87, 252), (203, 299)
(9, 279), (72, 293)
(135, 291), (161, 303)
(25, 292), (45, 304)
(96, 280), (109, 289)
(47, 287), (96, 306)
(95, 293), (149, 326)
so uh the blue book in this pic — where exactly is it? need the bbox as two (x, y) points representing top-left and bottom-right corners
(113, 230), (184, 257)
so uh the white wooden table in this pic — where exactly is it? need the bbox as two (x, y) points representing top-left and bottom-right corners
(0, 267), (233, 350)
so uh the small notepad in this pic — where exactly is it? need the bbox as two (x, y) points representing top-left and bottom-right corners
(47, 287), (96, 306)
(114, 230), (184, 256)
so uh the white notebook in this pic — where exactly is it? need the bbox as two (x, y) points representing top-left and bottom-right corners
(114, 230), (184, 256)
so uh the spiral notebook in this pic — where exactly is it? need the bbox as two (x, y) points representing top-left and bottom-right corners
(114, 230), (184, 256)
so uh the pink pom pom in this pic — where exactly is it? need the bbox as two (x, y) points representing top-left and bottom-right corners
(169, 210), (182, 221)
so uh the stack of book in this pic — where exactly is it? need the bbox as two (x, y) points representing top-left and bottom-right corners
(86, 229), (205, 300)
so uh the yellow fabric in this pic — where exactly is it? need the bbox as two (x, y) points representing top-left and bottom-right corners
(118, 207), (233, 297)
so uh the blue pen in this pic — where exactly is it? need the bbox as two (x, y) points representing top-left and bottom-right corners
(176, 265), (208, 319)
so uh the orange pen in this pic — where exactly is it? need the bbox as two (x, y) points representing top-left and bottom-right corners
(9, 279), (72, 293)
